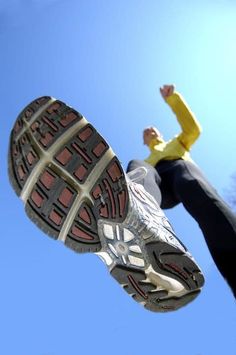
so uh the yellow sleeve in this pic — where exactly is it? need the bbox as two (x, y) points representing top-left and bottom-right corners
(165, 92), (202, 150)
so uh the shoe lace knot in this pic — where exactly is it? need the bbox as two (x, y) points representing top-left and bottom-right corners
(126, 167), (147, 183)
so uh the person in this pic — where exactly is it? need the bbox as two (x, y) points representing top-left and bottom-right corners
(127, 84), (236, 298)
(9, 93), (204, 314)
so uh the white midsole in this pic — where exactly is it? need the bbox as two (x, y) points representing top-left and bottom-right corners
(96, 250), (186, 298)
(144, 265), (186, 297)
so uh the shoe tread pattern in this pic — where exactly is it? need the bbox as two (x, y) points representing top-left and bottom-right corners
(111, 264), (201, 312)
(146, 241), (204, 290)
(9, 96), (129, 253)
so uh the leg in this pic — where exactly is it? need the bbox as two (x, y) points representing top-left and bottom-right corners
(126, 159), (162, 205)
(127, 160), (180, 210)
(157, 160), (236, 297)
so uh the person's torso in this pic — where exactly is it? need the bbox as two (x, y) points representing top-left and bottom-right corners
(145, 136), (192, 166)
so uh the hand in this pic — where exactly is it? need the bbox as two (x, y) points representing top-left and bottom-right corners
(160, 84), (175, 99)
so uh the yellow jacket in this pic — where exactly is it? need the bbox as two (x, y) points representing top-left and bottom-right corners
(145, 92), (202, 166)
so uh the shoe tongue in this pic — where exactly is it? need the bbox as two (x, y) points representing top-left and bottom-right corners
(127, 167), (147, 182)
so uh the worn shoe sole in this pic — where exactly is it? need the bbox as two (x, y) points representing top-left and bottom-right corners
(8, 96), (204, 312)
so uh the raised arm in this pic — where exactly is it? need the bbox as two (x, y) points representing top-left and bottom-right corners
(160, 85), (202, 150)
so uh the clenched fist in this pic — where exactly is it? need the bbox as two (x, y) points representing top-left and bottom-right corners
(160, 84), (175, 99)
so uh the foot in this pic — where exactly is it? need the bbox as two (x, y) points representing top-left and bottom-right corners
(9, 96), (204, 312)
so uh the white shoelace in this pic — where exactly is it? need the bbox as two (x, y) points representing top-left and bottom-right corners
(126, 167), (147, 183)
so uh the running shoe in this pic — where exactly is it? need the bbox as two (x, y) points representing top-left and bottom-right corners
(8, 96), (204, 312)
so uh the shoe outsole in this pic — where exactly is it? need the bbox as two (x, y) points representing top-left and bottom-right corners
(8, 96), (204, 312)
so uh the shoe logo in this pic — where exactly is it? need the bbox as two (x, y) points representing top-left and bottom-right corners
(99, 223), (145, 268)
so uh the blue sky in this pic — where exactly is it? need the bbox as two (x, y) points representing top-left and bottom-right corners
(0, 1), (236, 354)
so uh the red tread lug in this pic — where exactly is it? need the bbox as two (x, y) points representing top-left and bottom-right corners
(31, 190), (44, 208)
(58, 187), (74, 208)
(71, 225), (94, 240)
(39, 131), (54, 147)
(93, 141), (107, 158)
(55, 148), (72, 165)
(18, 165), (26, 180)
(103, 178), (116, 218)
(99, 204), (109, 218)
(42, 116), (58, 132)
(78, 126), (93, 142)
(40, 170), (56, 190)
(127, 275), (148, 300)
(49, 209), (63, 226)
(118, 190), (126, 218)
(60, 112), (77, 127)
(92, 185), (102, 199)
(79, 207), (91, 224)
(26, 151), (37, 166)
(74, 165), (87, 181)
(72, 142), (92, 163)
(107, 161), (122, 182)
(46, 102), (61, 114)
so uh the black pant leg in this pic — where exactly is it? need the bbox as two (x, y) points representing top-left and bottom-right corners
(162, 160), (236, 297)
(126, 160), (162, 205)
